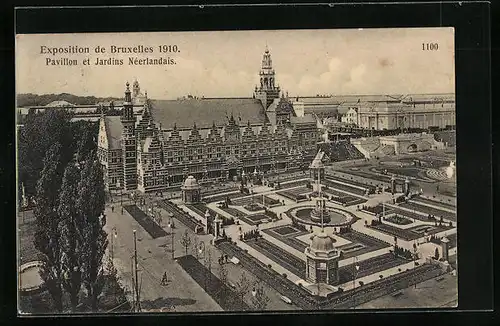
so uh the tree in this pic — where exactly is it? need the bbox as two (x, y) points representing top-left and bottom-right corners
(217, 262), (229, 306)
(180, 230), (192, 256)
(58, 161), (84, 311)
(250, 283), (270, 311)
(34, 142), (66, 312)
(77, 151), (108, 311)
(18, 109), (73, 197)
(235, 272), (251, 307)
(192, 236), (199, 259)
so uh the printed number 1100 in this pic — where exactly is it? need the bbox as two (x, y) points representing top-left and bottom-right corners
(422, 43), (439, 51)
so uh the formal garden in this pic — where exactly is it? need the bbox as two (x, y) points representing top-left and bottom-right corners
(384, 214), (413, 225)
(277, 187), (310, 202)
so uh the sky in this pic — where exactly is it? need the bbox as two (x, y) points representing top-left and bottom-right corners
(16, 28), (455, 100)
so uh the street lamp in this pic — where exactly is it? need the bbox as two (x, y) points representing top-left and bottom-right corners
(413, 242), (418, 288)
(168, 222), (175, 259)
(352, 257), (360, 309)
(110, 227), (117, 261)
(198, 242), (207, 289)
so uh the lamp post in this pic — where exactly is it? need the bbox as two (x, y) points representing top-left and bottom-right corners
(110, 227), (117, 261)
(352, 257), (360, 309)
(133, 229), (140, 312)
(168, 221), (175, 259)
(413, 242), (418, 289)
(199, 242), (206, 289)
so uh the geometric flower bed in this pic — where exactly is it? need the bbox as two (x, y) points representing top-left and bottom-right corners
(398, 201), (456, 221)
(325, 175), (376, 193)
(369, 222), (453, 241)
(238, 213), (273, 226)
(244, 237), (306, 279)
(329, 195), (367, 207)
(336, 230), (389, 260)
(322, 178), (367, 196)
(411, 196), (456, 210)
(243, 202), (264, 212)
(220, 206), (246, 219)
(262, 225), (310, 252)
(277, 187), (310, 202)
(337, 253), (407, 284)
(384, 214), (413, 225)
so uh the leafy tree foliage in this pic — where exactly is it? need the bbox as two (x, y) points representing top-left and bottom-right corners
(18, 109), (73, 198)
(17, 93), (121, 107)
(77, 151), (108, 311)
(58, 162), (84, 311)
(180, 230), (192, 256)
(34, 143), (65, 312)
(250, 283), (270, 311)
(235, 272), (251, 305)
(217, 262), (229, 306)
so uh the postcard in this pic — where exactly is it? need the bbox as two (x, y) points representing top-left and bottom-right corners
(16, 28), (457, 314)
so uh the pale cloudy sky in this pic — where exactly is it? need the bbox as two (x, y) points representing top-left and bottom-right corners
(16, 28), (455, 99)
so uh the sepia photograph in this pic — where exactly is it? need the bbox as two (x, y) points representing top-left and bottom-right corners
(16, 28), (457, 314)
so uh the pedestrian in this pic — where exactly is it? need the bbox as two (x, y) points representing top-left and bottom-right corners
(111, 205), (114, 213)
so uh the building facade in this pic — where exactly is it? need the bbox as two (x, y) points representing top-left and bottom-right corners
(98, 47), (320, 193)
(356, 101), (455, 130)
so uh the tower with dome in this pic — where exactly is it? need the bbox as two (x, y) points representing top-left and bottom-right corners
(304, 230), (341, 285)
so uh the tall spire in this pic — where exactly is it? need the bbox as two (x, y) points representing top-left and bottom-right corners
(124, 81), (132, 103)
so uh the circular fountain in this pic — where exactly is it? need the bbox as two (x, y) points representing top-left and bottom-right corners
(19, 261), (45, 296)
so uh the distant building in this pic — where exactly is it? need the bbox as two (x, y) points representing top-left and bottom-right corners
(340, 107), (359, 125)
(355, 100), (455, 130)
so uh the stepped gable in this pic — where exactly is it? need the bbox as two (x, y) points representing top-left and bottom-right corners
(187, 122), (202, 144)
(207, 121), (222, 143)
(150, 97), (266, 129)
(242, 120), (256, 140)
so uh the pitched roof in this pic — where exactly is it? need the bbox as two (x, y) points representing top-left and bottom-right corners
(150, 98), (266, 129)
(290, 115), (316, 124)
(104, 116), (123, 150)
